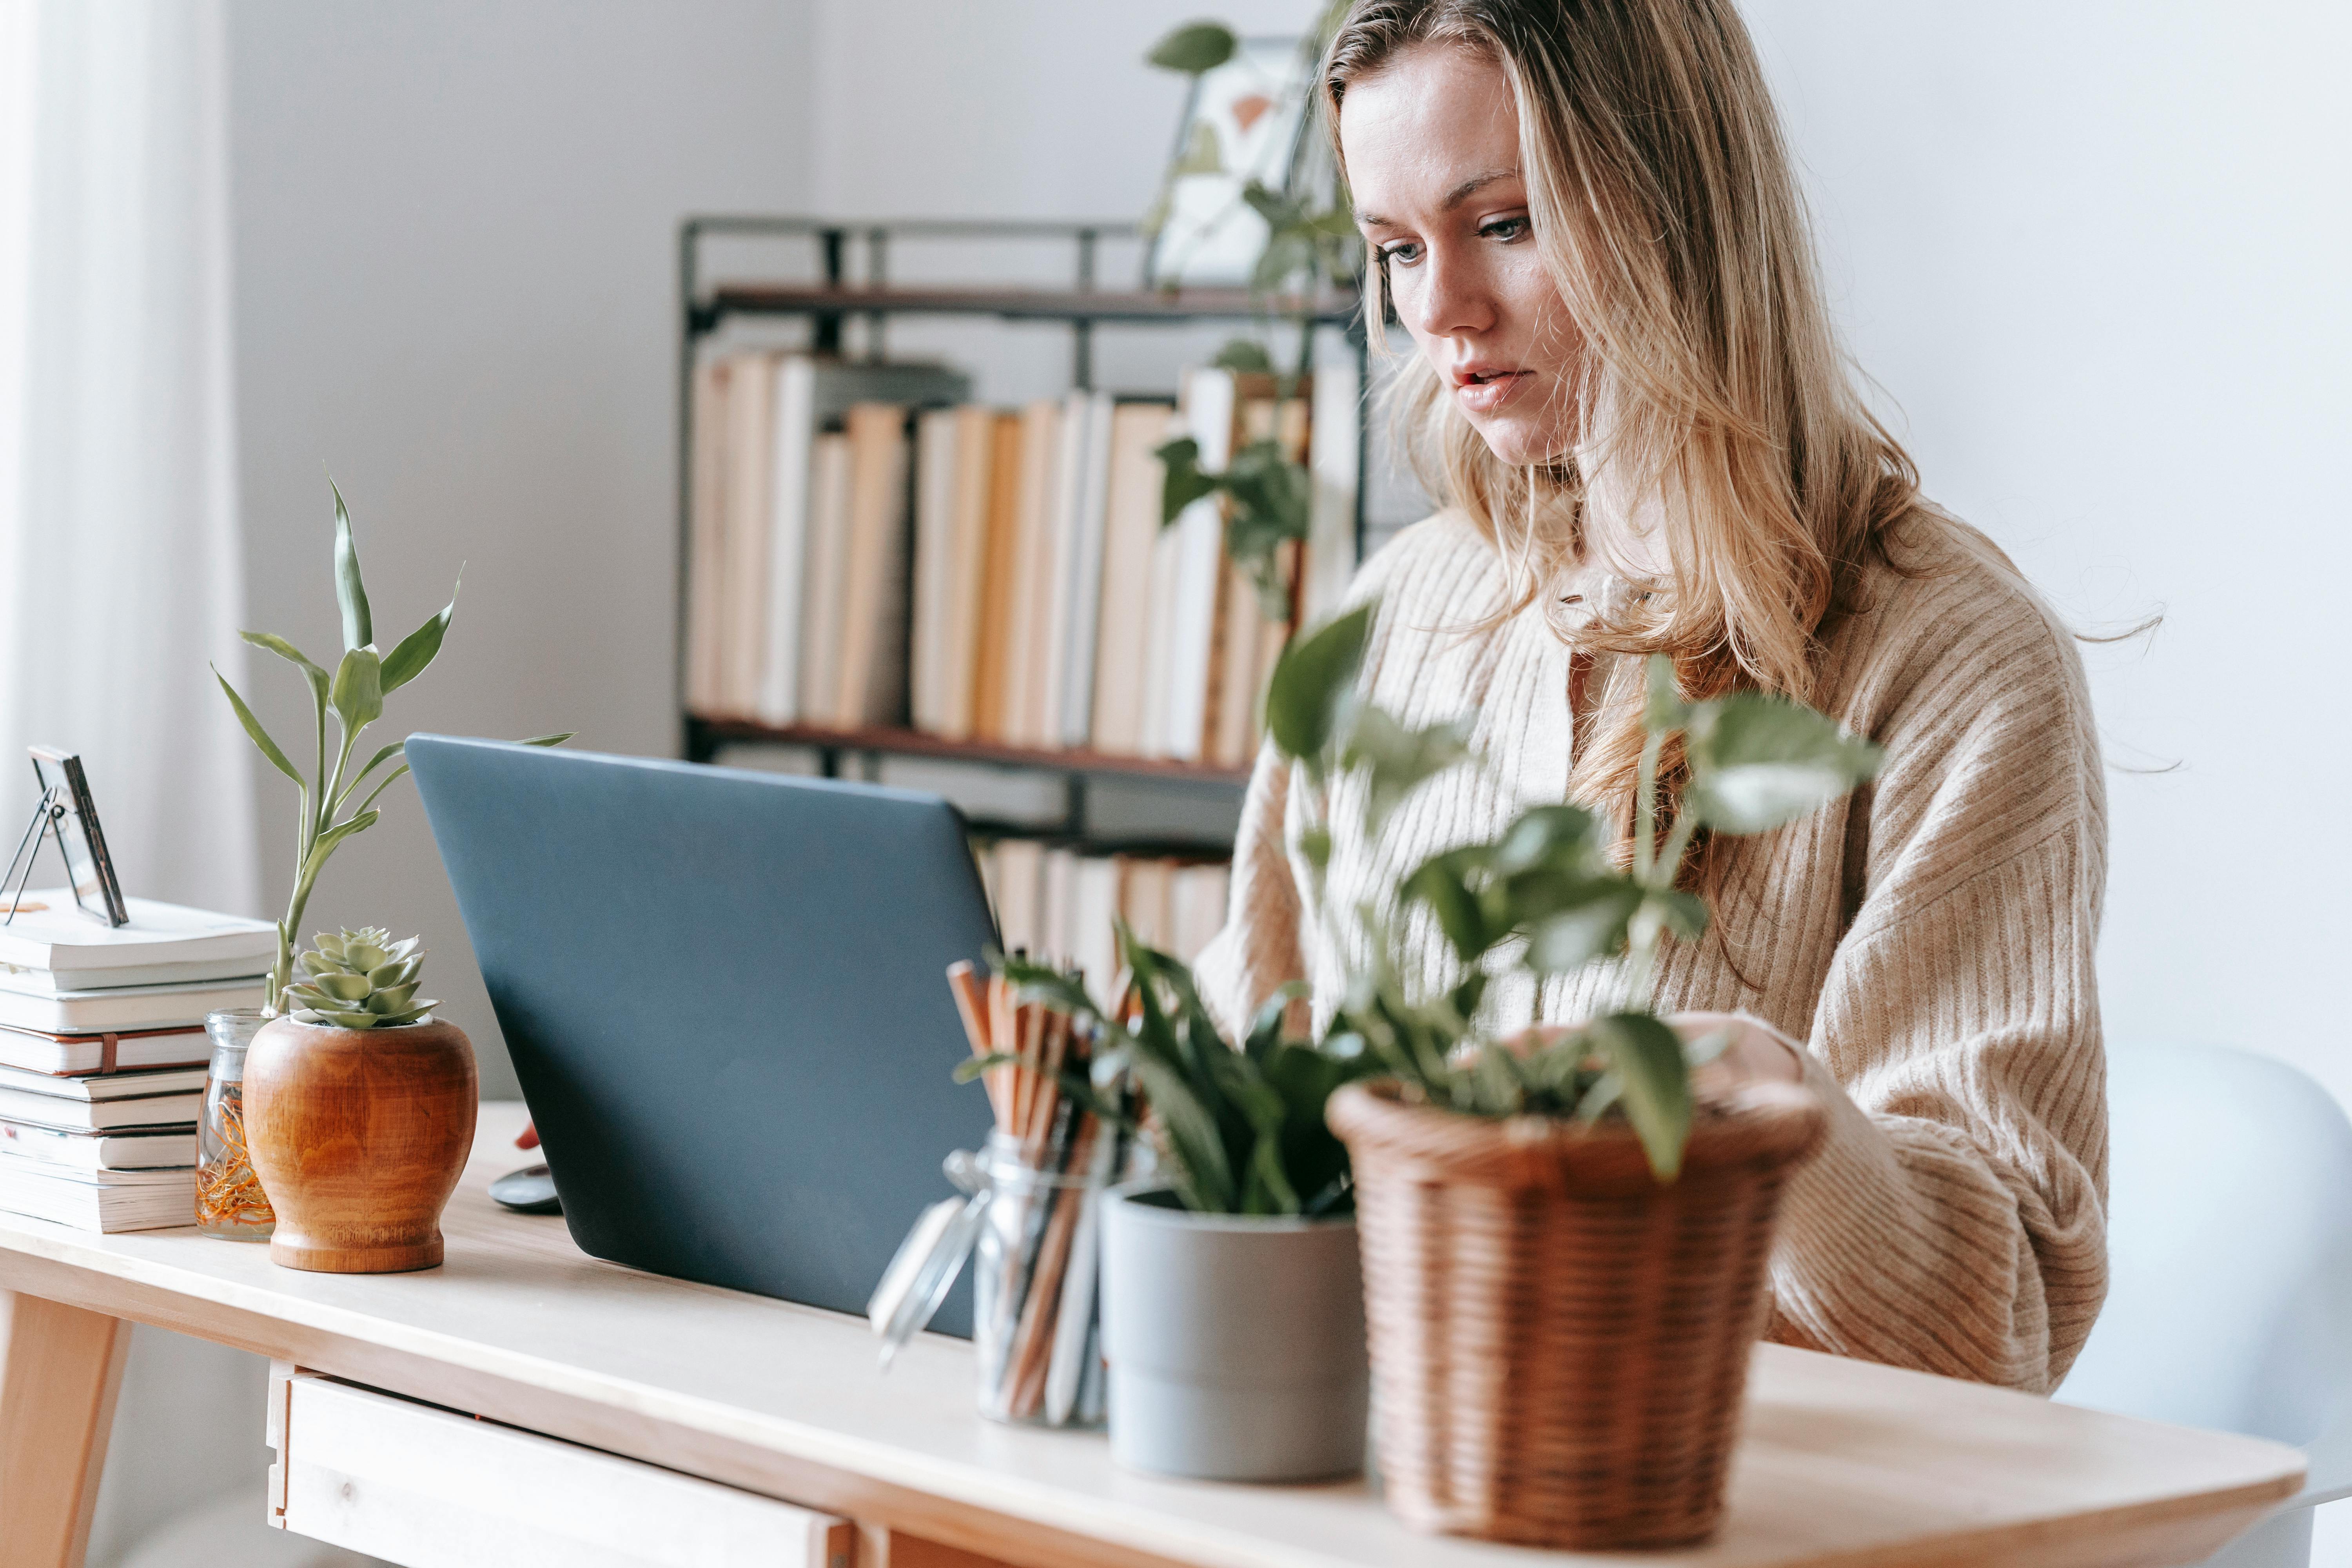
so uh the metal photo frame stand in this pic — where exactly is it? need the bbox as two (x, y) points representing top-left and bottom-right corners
(2, 786), (73, 926)
(5, 748), (130, 927)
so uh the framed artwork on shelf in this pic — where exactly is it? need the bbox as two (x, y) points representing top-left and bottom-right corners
(1143, 36), (1315, 291)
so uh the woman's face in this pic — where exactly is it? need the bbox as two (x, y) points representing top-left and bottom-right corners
(1340, 45), (1582, 466)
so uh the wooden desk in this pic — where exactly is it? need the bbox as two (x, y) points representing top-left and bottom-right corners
(0, 1103), (2304, 1568)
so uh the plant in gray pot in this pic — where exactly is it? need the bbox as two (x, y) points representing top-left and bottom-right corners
(992, 939), (1381, 1483)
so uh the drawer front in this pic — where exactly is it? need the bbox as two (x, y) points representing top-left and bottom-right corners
(269, 1370), (853, 1568)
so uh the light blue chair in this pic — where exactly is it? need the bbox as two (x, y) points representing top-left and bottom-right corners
(2057, 1042), (2352, 1567)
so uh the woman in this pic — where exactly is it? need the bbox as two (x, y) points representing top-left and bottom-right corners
(1197, 0), (2106, 1394)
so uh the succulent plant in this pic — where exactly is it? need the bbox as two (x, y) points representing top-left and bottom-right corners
(283, 927), (438, 1029)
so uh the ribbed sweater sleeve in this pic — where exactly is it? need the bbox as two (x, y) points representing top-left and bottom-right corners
(1761, 564), (2110, 1392)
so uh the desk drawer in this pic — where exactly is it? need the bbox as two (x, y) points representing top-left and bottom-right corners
(267, 1369), (853, 1568)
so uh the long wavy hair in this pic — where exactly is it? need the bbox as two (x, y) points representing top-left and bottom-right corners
(1324, 0), (1925, 864)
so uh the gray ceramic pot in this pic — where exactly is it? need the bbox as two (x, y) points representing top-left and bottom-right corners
(1099, 1183), (1368, 1482)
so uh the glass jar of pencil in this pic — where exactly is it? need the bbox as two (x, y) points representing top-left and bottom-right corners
(969, 1128), (1125, 1426)
(196, 1008), (275, 1240)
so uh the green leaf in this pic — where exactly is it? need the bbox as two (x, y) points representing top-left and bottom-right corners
(365, 982), (421, 1014)
(240, 631), (330, 702)
(304, 1008), (382, 1030)
(1341, 708), (1472, 829)
(1265, 601), (1373, 765)
(1297, 824), (1332, 871)
(993, 949), (1100, 1022)
(213, 668), (303, 785)
(1402, 851), (1488, 963)
(1146, 20), (1236, 73)
(329, 477), (373, 652)
(1650, 888), (1710, 940)
(1154, 436), (1220, 527)
(1644, 653), (1688, 731)
(1212, 338), (1274, 374)
(1588, 1011), (1693, 1180)
(1171, 118), (1223, 177)
(1683, 693), (1883, 835)
(329, 646), (385, 734)
(352, 764), (412, 818)
(380, 571), (461, 694)
(297, 810), (380, 884)
(519, 733), (575, 747)
(1493, 804), (1605, 876)
(1523, 883), (1645, 973)
(315, 972), (372, 1002)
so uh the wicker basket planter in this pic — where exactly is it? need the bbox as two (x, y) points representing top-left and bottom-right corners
(1326, 1077), (1826, 1549)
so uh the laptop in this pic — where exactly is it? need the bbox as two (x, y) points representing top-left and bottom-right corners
(406, 735), (998, 1335)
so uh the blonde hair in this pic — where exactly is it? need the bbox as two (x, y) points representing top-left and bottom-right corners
(1324, 0), (1923, 864)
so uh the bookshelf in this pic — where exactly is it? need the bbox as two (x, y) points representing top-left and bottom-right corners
(675, 216), (1369, 848)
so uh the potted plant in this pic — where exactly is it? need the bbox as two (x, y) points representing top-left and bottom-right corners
(1263, 603), (1880, 1548)
(214, 479), (566, 1270)
(991, 940), (1382, 1483)
(243, 927), (477, 1272)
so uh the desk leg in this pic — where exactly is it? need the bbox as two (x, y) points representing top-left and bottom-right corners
(0, 1292), (129, 1568)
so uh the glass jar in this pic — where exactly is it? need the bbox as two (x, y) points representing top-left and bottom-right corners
(869, 1127), (1136, 1427)
(971, 1129), (1123, 1428)
(196, 1008), (274, 1240)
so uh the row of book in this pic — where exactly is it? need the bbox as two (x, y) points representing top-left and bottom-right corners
(0, 893), (275, 1231)
(973, 840), (1230, 1009)
(684, 353), (1360, 768)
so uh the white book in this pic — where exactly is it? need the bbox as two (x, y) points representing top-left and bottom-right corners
(1169, 863), (1233, 965)
(1160, 368), (1239, 760)
(1039, 848), (1079, 965)
(1001, 402), (1063, 748)
(0, 893), (276, 974)
(0, 977), (263, 1035)
(0, 956), (269, 993)
(991, 840), (1044, 957)
(798, 431), (855, 723)
(0, 1063), (209, 1100)
(0, 1023), (209, 1076)
(1034, 391), (1096, 750)
(0, 1154), (196, 1232)
(908, 408), (962, 733)
(1071, 857), (1122, 1009)
(0, 1086), (200, 1133)
(0, 1120), (198, 1170)
(1305, 357), (1362, 622)
(1054, 393), (1118, 748)
(720, 350), (777, 715)
(757, 354), (820, 726)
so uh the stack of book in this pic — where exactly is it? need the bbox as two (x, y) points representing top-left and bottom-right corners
(974, 840), (1230, 1006)
(0, 892), (276, 1232)
(686, 354), (1360, 769)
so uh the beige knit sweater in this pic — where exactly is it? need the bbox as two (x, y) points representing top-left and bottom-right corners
(1196, 508), (2108, 1393)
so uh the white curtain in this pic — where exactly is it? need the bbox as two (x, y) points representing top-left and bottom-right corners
(0, 0), (257, 914)
(0, 4), (314, 1565)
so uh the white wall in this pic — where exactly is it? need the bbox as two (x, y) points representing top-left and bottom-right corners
(227, 0), (818, 1100)
(1742, 1), (2352, 1103)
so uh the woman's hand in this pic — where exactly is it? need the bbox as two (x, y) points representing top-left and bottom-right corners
(1672, 1011), (1805, 1090)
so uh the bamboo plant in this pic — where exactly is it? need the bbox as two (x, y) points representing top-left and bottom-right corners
(214, 480), (568, 1014)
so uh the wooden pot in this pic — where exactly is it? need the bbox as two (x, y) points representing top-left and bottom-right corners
(243, 1014), (478, 1274)
(1326, 1078), (1825, 1550)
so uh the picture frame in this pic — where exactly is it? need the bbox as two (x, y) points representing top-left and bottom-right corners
(23, 748), (129, 927)
(1143, 36), (1316, 291)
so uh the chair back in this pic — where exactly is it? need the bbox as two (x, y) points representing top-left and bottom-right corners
(2057, 1042), (2352, 1446)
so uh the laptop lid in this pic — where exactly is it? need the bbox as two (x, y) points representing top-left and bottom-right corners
(407, 735), (997, 1334)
